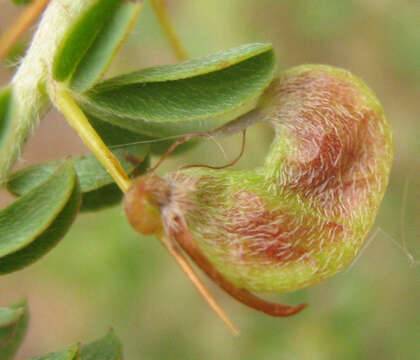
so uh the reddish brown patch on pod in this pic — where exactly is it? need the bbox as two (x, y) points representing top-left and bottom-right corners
(222, 191), (304, 263)
(223, 191), (334, 264)
(263, 67), (389, 216)
(221, 191), (346, 265)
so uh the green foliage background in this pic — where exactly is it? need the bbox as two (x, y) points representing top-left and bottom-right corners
(1, 0), (419, 359)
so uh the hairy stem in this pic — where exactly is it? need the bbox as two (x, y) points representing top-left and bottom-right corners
(0, 0), (97, 185)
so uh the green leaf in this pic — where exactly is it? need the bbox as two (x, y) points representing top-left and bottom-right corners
(0, 307), (24, 328)
(28, 330), (122, 360)
(10, 0), (32, 5)
(87, 115), (149, 148)
(52, 0), (123, 82)
(73, 145), (149, 211)
(0, 300), (29, 360)
(88, 114), (195, 156)
(0, 162), (81, 274)
(79, 183), (122, 213)
(70, 1), (142, 92)
(80, 330), (122, 360)
(0, 162), (75, 256)
(93, 43), (274, 87)
(0, 87), (11, 153)
(80, 43), (276, 137)
(7, 144), (149, 212)
(29, 345), (80, 360)
(73, 147), (147, 193)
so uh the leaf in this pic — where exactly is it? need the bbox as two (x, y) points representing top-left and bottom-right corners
(79, 183), (123, 213)
(70, 1), (142, 93)
(80, 43), (276, 137)
(73, 146), (147, 193)
(28, 330), (122, 360)
(0, 162), (75, 257)
(0, 87), (11, 153)
(29, 345), (80, 360)
(80, 330), (122, 360)
(10, 0), (32, 5)
(0, 300), (29, 360)
(88, 114), (195, 156)
(93, 43), (274, 87)
(52, 0), (123, 82)
(75, 146), (149, 212)
(0, 307), (23, 328)
(7, 145), (149, 212)
(87, 115), (149, 148)
(0, 162), (81, 274)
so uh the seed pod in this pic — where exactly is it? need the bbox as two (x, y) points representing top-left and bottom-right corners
(125, 65), (393, 308)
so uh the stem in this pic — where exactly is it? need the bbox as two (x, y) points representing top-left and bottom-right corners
(150, 0), (188, 61)
(54, 87), (131, 193)
(0, 0), (51, 61)
(159, 233), (239, 336)
(1, 1), (98, 184)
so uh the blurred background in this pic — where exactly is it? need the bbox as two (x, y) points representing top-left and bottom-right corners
(0, 0), (419, 359)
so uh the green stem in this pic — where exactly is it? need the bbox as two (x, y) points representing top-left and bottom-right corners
(54, 87), (131, 193)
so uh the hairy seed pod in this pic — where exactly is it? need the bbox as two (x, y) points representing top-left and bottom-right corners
(125, 64), (393, 296)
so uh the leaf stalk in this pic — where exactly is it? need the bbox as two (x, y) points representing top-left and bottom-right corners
(53, 87), (131, 193)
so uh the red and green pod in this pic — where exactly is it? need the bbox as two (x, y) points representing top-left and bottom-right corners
(125, 65), (393, 310)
